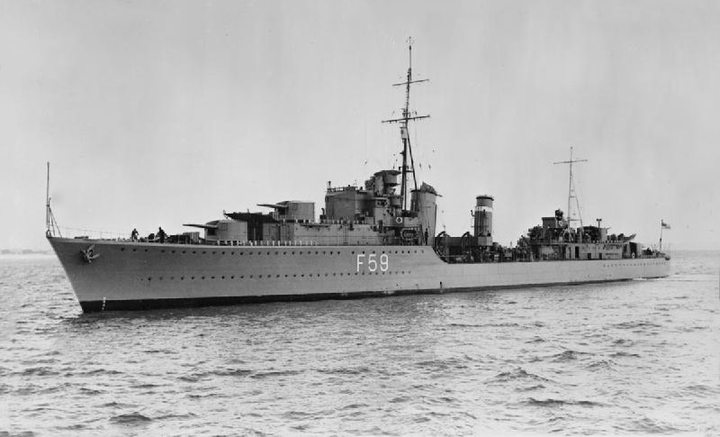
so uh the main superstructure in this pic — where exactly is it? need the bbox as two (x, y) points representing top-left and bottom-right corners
(46, 42), (670, 313)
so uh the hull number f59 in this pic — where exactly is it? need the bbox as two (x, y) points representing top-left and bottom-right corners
(356, 253), (389, 273)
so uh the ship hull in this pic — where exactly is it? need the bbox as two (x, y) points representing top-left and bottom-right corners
(48, 237), (670, 313)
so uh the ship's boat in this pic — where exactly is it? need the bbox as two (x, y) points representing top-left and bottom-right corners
(46, 43), (670, 313)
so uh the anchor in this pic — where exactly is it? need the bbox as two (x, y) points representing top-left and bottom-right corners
(80, 244), (100, 263)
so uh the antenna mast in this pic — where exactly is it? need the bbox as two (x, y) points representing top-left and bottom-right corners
(46, 162), (50, 232)
(553, 147), (587, 229)
(382, 37), (430, 211)
(45, 161), (60, 237)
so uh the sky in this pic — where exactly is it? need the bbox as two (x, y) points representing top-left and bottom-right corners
(1, 0), (719, 251)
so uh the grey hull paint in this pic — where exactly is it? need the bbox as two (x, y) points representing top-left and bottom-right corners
(48, 237), (670, 313)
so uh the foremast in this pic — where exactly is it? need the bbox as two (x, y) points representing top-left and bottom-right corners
(382, 37), (430, 212)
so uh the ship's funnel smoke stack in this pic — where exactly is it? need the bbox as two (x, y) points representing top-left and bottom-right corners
(474, 195), (493, 246)
(412, 183), (439, 246)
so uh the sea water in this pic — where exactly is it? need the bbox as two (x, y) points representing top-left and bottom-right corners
(1, 251), (718, 436)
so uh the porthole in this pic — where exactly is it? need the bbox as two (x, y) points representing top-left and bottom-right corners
(161, 250), (165, 253)
(133, 249), (137, 252)
(147, 277), (152, 281)
(202, 251), (207, 255)
(180, 276), (184, 280)
(191, 276), (195, 280)
(120, 248), (125, 252)
(182, 250), (186, 254)
(221, 276), (225, 279)
(172, 250), (176, 254)
(192, 250), (197, 254)
(201, 276), (205, 280)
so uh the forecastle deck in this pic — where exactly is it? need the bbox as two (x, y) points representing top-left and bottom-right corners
(48, 236), (670, 313)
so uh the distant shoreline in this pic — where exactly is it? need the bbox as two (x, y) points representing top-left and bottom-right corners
(0, 250), (52, 256)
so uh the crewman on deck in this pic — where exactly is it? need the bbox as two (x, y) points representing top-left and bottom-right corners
(157, 227), (167, 243)
(131, 228), (139, 241)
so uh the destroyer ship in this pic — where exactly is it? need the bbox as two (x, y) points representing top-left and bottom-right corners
(47, 43), (670, 313)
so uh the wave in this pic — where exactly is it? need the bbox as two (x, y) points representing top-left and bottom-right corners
(515, 384), (545, 392)
(586, 359), (616, 370)
(449, 322), (520, 328)
(628, 416), (685, 434)
(249, 369), (303, 379)
(317, 366), (371, 376)
(77, 369), (123, 376)
(612, 320), (662, 330)
(491, 367), (552, 383)
(551, 350), (591, 362)
(15, 367), (60, 377)
(525, 397), (604, 408)
(109, 412), (153, 425)
(415, 357), (470, 372)
(211, 368), (254, 377)
(610, 351), (641, 358)
(612, 338), (635, 346)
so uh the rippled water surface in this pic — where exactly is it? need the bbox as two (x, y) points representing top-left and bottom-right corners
(1, 251), (718, 436)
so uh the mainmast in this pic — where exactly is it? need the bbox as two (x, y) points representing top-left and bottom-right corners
(553, 147), (587, 230)
(382, 37), (430, 211)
